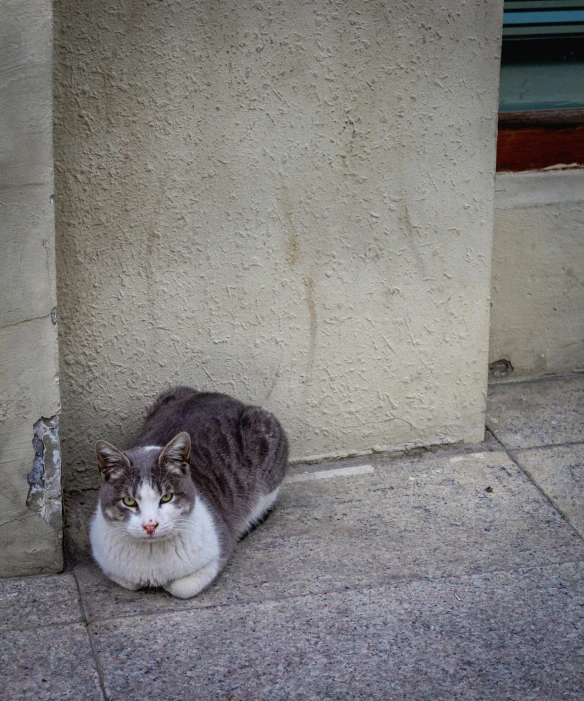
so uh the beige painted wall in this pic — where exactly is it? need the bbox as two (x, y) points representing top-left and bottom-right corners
(490, 171), (584, 377)
(0, 0), (62, 575)
(55, 0), (503, 491)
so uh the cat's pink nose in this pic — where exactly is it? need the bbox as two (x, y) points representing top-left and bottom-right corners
(143, 523), (158, 536)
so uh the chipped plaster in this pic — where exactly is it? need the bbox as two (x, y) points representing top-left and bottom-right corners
(28, 416), (62, 531)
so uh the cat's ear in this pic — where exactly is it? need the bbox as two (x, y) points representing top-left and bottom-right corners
(159, 432), (191, 475)
(95, 440), (130, 482)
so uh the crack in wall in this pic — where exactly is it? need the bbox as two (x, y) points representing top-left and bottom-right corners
(27, 415), (62, 530)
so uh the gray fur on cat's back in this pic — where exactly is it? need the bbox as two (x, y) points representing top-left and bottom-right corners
(132, 386), (289, 541)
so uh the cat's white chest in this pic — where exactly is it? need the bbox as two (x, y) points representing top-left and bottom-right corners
(90, 497), (221, 588)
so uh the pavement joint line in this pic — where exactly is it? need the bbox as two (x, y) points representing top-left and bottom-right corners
(488, 371), (583, 387)
(510, 439), (584, 453)
(0, 617), (85, 636)
(287, 438), (503, 472)
(79, 558), (584, 628)
(488, 424), (584, 545)
(70, 565), (110, 701)
(84, 624), (111, 701)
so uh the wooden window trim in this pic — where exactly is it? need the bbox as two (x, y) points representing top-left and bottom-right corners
(497, 108), (584, 171)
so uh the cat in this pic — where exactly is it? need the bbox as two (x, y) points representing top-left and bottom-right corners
(89, 386), (288, 598)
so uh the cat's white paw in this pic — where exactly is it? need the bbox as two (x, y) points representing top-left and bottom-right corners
(163, 560), (220, 599)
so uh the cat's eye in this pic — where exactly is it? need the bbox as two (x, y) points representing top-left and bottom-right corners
(160, 493), (173, 504)
(122, 497), (137, 507)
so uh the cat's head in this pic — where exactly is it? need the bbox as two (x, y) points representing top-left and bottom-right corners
(95, 432), (195, 540)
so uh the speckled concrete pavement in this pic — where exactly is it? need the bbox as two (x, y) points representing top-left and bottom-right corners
(2, 374), (584, 700)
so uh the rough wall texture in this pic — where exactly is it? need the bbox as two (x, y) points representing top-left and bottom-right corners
(490, 171), (584, 377)
(0, 0), (62, 575)
(54, 0), (502, 490)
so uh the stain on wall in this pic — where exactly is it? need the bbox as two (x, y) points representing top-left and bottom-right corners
(54, 0), (503, 490)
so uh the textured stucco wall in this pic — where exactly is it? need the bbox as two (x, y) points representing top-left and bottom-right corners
(55, 0), (502, 491)
(0, 0), (62, 575)
(490, 171), (584, 377)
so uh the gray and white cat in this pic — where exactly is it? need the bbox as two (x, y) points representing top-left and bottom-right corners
(89, 386), (288, 598)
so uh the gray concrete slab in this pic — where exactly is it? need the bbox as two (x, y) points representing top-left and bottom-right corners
(0, 573), (82, 633)
(516, 443), (584, 538)
(1, 623), (103, 701)
(90, 562), (584, 701)
(4, 381), (584, 700)
(487, 375), (584, 449)
(68, 448), (584, 621)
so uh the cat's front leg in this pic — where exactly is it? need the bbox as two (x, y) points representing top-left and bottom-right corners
(163, 560), (220, 599)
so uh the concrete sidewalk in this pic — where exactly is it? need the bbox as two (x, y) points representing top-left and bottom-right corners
(2, 375), (584, 700)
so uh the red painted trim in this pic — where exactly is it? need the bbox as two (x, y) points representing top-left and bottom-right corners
(496, 115), (584, 172)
